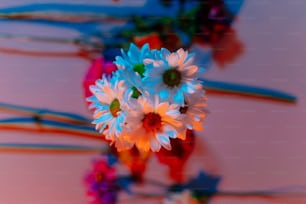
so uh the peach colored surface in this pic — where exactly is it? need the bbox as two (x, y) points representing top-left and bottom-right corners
(0, 1), (306, 203)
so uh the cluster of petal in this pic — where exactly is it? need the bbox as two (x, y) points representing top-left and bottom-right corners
(87, 73), (133, 151)
(85, 158), (117, 204)
(114, 43), (151, 71)
(88, 43), (206, 152)
(181, 90), (207, 133)
(113, 43), (153, 96)
(124, 95), (183, 152)
(144, 48), (203, 105)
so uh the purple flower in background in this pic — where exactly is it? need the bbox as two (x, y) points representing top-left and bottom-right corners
(85, 157), (118, 204)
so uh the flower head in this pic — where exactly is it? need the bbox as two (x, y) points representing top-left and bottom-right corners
(114, 43), (152, 77)
(113, 146), (151, 182)
(124, 95), (183, 152)
(87, 73), (133, 151)
(114, 43), (154, 98)
(86, 43), (207, 153)
(85, 158), (118, 204)
(145, 48), (203, 105)
(180, 90), (207, 133)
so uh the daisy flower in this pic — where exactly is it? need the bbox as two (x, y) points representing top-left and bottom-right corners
(124, 95), (183, 152)
(87, 73), (132, 150)
(179, 90), (207, 136)
(144, 48), (203, 106)
(114, 43), (155, 98)
(86, 43), (207, 153)
(114, 43), (151, 75)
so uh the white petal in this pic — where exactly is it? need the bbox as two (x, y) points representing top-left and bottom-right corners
(182, 65), (198, 76)
(168, 53), (179, 68)
(150, 137), (161, 152)
(143, 58), (154, 65)
(163, 125), (178, 139)
(157, 133), (172, 150)
(177, 49), (188, 66)
(156, 102), (169, 116)
(183, 54), (195, 67)
(93, 112), (112, 124)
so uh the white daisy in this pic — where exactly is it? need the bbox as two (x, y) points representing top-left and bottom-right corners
(144, 48), (203, 106)
(178, 90), (207, 139)
(87, 73), (132, 150)
(124, 95), (183, 152)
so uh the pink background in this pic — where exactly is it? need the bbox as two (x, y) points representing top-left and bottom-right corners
(0, 0), (306, 203)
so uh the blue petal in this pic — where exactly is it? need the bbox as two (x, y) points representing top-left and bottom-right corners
(128, 43), (141, 61)
(94, 113), (112, 124)
(159, 89), (170, 100)
(173, 90), (184, 105)
(140, 43), (150, 59)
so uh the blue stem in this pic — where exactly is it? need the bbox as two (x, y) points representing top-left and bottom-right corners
(0, 102), (90, 124)
(200, 78), (297, 103)
(0, 142), (105, 152)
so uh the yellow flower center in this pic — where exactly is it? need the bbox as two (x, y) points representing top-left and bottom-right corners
(131, 86), (142, 99)
(109, 99), (120, 117)
(133, 63), (145, 78)
(162, 68), (182, 87)
(179, 105), (188, 114)
(142, 112), (162, 132)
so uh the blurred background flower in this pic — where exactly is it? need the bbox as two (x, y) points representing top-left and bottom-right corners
(85, 157), (118, 204)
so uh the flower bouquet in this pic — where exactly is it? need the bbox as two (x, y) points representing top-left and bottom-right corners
(87, 43), (206, 152)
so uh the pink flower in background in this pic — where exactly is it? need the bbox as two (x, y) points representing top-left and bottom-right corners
(83, 57), (117, 100)
(85, 158), (118, 204)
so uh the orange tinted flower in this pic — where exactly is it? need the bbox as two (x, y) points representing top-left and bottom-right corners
(114, 146), (151, 182)
(155, 129), (195, 182)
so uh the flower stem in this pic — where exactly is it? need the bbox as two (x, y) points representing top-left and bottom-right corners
(0, 143), (107, 154)
(200, 78), (297, 103)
